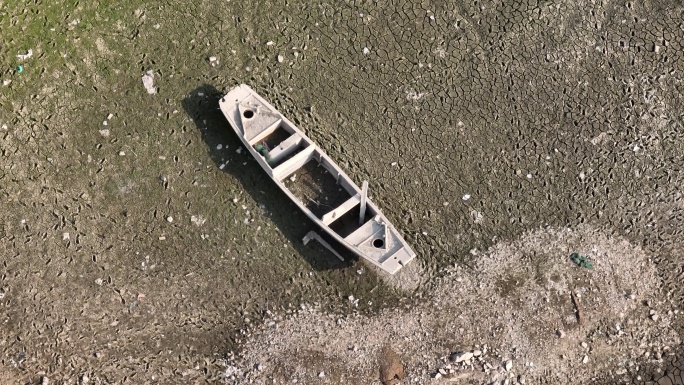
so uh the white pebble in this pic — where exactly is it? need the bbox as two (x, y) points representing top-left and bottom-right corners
(462, 194), (471, 201)
(118, 151), (125, 156)
(318, 371), (325, 378)
(166, 216), (174, 223)
(363, 47), (370, 55)
(582, 355), (589, 364)
(277, 55), (284, 63)
(504, 360), (513, 371)
(454, 352), (473, 363)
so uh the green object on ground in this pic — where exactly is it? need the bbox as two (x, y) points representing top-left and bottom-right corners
(17, 65), (23, 73)
(570, 253), (594, 269)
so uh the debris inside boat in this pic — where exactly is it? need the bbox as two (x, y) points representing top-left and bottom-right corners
(218, 84), (416, 274)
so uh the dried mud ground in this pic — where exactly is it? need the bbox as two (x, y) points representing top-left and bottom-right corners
(1, 0), (683, 384)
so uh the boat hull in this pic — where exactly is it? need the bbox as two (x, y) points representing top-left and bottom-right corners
(218, 84), (416, 274)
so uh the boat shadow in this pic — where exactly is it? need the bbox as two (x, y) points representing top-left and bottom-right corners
(182, 84), (357, 272)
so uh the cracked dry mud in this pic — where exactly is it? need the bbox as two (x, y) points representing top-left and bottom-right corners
(1, 0), (683, 384)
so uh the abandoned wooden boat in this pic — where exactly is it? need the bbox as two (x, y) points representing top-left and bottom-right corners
(218, 84), (416, 274)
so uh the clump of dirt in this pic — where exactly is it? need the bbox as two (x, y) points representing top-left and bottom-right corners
(226, 225), (680, 384)
(378, 346), (404, 385)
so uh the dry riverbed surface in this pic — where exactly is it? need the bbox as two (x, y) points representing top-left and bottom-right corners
(1, 0), (683, 384)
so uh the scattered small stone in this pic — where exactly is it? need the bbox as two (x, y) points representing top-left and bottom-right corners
(650, 313), (659, 321)
(102, 120), (108, 126)
(277, 55), (284, 63)
(462, 194), (471, 201)
(166, 216), (173, 223)
(557, 329), (565, 338)
(582, 355), (589, 364)
(141, 70), (157, 94)
(318, 371), (325, 378)
(433, 372), (442, 379)
(581, 341), (588, 349)
(363, 47), (370, 55)
(41, 377), (49, 385)
(504, 360), (513, 371)
(118, 150), (125, 156)
(95, 278), (103, 286)
(450, 351), (473, 363)
(2, 79), (11, 86)
(472, 349), (482, 357)
(266, 41), (274, 46)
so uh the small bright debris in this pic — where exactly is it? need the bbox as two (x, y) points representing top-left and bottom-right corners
(462, 194), (471, 201)
(142, 70), (157, 94)
(16, 49), (33, 60)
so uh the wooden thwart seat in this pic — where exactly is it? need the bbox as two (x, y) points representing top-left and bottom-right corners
(273, 146), (315, 181)
(321, 194), (361, 225)
(267, 133), (303, 165)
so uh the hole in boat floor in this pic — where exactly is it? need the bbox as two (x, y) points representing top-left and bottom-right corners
(283, 159), (353, 218)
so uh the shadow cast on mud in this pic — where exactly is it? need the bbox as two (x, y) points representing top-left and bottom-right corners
(182, 84), (356, 272)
